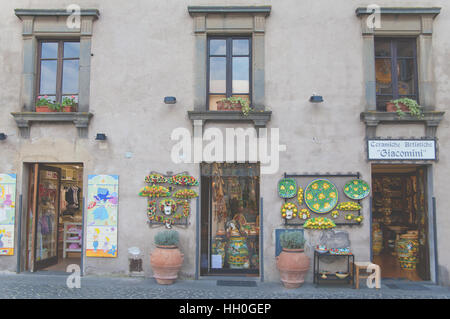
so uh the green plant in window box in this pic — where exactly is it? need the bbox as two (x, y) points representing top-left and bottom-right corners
(387, 98), (424, 119)
(62, 96), (77, 112)
(36, 96), (59, 112)
(219, 97), (251, 116)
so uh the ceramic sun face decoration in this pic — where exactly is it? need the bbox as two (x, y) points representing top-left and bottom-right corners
(281, 202), (298, 220)
(159, 199), (177, 216)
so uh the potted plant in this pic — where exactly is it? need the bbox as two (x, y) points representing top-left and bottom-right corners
(386, 98), (424, 119)
(216, 97), (251, 116)
(36, 96), (60, 112)
(62, 96), (77, 112)
(150, 230), (184, 285)
(276, 231), (310, 288)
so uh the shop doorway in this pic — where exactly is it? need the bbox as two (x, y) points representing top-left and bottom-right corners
(200, 163), (260, 276)
(25, 163), (83, 272)
(371, 164), (430, 281)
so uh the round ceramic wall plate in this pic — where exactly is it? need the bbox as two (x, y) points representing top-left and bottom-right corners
(278, 178), (297, 198)
(343, 179), (370, 200)
(304, 179), (338, 213)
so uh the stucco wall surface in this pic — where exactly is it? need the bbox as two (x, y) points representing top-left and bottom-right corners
(0, 0), (449, 285)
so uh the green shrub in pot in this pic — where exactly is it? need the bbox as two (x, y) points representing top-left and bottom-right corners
(154, 230), (179, 246)
(280, 231), (305, 250)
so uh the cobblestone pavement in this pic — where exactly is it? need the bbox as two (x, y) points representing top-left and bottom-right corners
(0, 273), (449, 299)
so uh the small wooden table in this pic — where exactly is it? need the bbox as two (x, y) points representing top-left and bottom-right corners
(352, 262), (381, 289)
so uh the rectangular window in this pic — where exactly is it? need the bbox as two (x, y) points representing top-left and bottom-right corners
(200, 163), (260, 276)
(207, 37), (251, 110)
(37, 40), (80, 105)
(375, 38), (418, 111)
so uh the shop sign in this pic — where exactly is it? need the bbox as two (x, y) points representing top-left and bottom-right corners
(86, 175), (119, 258)
(367, 139), (436, 160)
(0, 174), (16, 256)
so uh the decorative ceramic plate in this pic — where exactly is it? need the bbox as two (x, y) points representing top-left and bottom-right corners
(304, 179), (338, 213)
(343, 179), (370, 200)
(277, 178), (297, 198)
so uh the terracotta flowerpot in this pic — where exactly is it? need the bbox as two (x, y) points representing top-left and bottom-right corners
(276, 248), (310, 288)
(216, 100), (242, 111)
(36, 105), (55, 112)
(150, 245), (184, 285)
(63, 106), (74, 112)
(386, 102), (409, 113)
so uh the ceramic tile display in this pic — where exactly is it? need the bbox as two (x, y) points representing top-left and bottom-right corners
(0, 174), (16, 256)
(86, 175), (119, 257)
(139, 172), (198, 228)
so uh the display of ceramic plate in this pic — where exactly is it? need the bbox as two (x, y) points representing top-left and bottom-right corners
(304, 179), (338, 213)
(343, 179), (370, 200)
(278, 178), (297, 198)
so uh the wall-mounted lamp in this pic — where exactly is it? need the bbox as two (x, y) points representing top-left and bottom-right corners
(309, 94), (324, 103)
(0, 133), (7, 140)
(95, 133), (107, 141)
(164, 96), (177, 104)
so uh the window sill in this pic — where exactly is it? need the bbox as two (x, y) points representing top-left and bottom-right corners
(187, 110), (272, 129)
(360, 111), (445, 138)
(11, 111), (94, 138)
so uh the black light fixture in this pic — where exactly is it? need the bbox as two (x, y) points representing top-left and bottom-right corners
(95, 133), (107, 141)
(164, 96), (176, 104)
(0, 133), (6, 140)
(309, 94), (324, 103)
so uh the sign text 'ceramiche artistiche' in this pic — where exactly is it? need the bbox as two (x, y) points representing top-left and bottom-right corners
(367, 139), (436, 160)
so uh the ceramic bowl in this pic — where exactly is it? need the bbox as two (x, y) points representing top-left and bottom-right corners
(335, 272), (349, 279)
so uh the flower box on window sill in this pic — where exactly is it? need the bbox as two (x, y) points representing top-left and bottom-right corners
(216, 100), (242, 111)
(386, 102), (408, 113)
(36, 105), (56, 112)
(35, 105), (77, 112)
(63, 105), (76, 112)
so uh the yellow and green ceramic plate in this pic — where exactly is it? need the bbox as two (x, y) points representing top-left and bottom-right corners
(304, 179), (338, 214)
(343, 179), (370, 200)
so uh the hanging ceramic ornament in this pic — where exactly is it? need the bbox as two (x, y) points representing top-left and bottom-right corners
(299, 208), (310, 220)
(297, 188), (304, 206)
(278, 178), (297, 199)
(281, 202), (298, 219)
(343, 179), (370, 200)
(159, 199), (177, 215)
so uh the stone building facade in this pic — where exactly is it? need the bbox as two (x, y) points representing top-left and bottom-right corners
(0, 0), (449, 286)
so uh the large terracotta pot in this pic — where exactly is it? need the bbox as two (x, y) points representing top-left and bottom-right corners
(150, 245), (184, 285)
(386, 102), (409, 113)
(276, 248), (310, 288)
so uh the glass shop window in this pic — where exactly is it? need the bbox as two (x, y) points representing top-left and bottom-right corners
(200, 163), (260, 275)
(207, 37), (251, 110)
(36, 40), (80, 107)
(375, 38), (419, 111)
